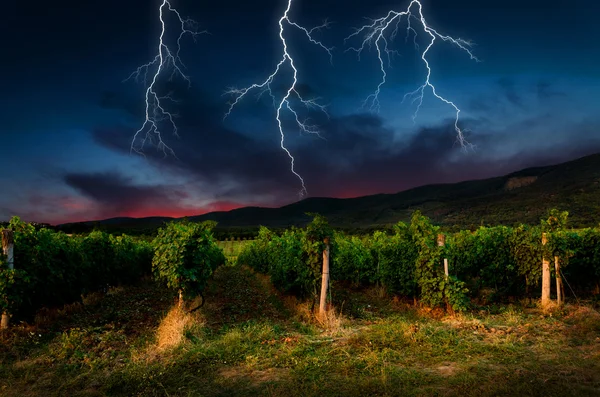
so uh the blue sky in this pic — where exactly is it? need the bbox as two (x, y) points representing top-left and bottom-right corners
(1, 0), (599, 224)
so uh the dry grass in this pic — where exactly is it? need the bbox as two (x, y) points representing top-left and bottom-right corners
(3, 266), (600, 397)
(155, 306), (192, 351)
(132, 304), (203, 363)
(317, 305), (347, 333)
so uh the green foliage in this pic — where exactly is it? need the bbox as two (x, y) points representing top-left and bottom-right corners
(237, 227), (273, 274)
(447, 226), (518, 300)
(268, 228), (309, 297)
(303, 213), (335, 287)
(332, 232), (375, 286)
(111, 234), (154, 284)
(370, 224), (418, 296)
(508, 225), (543, 290)
(235, 209), (600, 310)
(541, 209), (570, 261)
(152, 221), (225, 300)
(237, 215), (334, 300)
(1, 216), (153, 320)
(410, 211), (469, 311)
(561, 228), (600, 291)
(0, 254), (28, 314)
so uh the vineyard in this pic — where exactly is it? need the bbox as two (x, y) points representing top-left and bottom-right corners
(238, 210), (600, 311)
(1, 211), (600, 396)
(0, 217), (225, 326)
(2, 210), (600, 325)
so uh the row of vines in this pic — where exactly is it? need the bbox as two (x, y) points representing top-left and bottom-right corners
(0, 217), (226, 324)
(3, 208), (599, 321)
(238, 210), (600, 311)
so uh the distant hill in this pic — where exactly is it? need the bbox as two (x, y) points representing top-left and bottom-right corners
(57, 152), (600, 234)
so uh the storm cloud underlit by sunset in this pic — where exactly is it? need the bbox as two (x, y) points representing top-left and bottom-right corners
(1, 0), (599, 224)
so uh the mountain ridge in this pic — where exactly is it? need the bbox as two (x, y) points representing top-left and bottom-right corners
(56, 152), (600, 232)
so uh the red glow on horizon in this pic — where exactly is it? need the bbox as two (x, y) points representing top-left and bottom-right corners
(115, 201), (244, 219)
(23, 199), (247, 225)
(333, 188), (370, 199)
(60, 197), (88, 211)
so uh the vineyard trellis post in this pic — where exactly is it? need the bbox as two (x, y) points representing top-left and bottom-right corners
(437, 234), (448, 278)
(319, 237), (330, 320)
(541, 233), (551, 309)
(555, 256), (563, 306)
(1, 229), (14, 329)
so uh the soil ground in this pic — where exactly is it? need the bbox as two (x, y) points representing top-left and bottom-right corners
(1, 264), (599, 396)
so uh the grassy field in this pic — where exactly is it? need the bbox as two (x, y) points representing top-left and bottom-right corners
(1, 264), (600, 396)
(216, 240), (254, 262)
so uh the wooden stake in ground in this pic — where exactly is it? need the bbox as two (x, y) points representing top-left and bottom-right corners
(555, 256), (563, 306)
(178, 289), (184, 309)
(319, 237), (330, 320)
(437, 234), (449, 278)
(541, 233), (551, 309)
(1, 229), (15, 329)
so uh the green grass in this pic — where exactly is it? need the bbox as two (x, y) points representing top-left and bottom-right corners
(1, 265), (600, 396)
(217, 240), (254, 262)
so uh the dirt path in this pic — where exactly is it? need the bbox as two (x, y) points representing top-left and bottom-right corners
(201, 265), (293, 329)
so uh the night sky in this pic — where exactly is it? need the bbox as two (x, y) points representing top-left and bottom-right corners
(2, 0), (599, 225)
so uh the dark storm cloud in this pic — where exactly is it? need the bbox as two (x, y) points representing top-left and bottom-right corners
(99, 91), (144, 118)
(91, 73), (600, 204)
(92, 81), (371, 193)
(91, 108), (397, 199)
(64, 172), (185, 215)
(275, 82), (322, 99)
(536, 81), (566, 101)
(92, 98), (476, 200)
(467, 95), (494, 113)
(467, 78), (567, 117)
(318, 113), (394, 152)
(497, 77), (525, 108)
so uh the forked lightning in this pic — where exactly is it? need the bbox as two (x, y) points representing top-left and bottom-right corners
(125, 0), (207, 158)
(345, 0), (480, 148)
(223, 0), (333, 198)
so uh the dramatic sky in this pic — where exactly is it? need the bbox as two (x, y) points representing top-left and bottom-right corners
(2, 0), (599, 224)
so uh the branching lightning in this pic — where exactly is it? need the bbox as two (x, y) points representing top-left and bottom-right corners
(124, 0), (207, 158)
(223, 0), (333, 198)
(344, 0), (480, 148)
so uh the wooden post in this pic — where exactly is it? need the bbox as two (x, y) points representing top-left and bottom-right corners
(1, 229), (15, 329)
(178, 289), (184, 309)
(555, 256), (563, 306)
(319, 237), (330, 320)
(437, 234), (448, 278)
(541, 233), (551, 309)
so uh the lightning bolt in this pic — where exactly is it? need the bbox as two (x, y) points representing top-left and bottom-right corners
(124, 0), (207, 158)
(223, 0), (333, 198)
(344, 0), (480, 148)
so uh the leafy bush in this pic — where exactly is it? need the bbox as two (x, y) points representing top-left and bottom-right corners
(0, 255), (28, 315)
(562, 228), (600, 292)
(332, 232), (375, 286)
(237, 226), (274, 274)
(234, 210), (600, 309)
(1, 216), (153, 320)
(237, 215), (334, 300)
(410, 211), (470, 311)
(447, 226), (518, 300)
(152, 220), (225, 300)
(268, 228), (309, 296)
(508, 224), (543, 292)
(371, 224), (418, 296)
